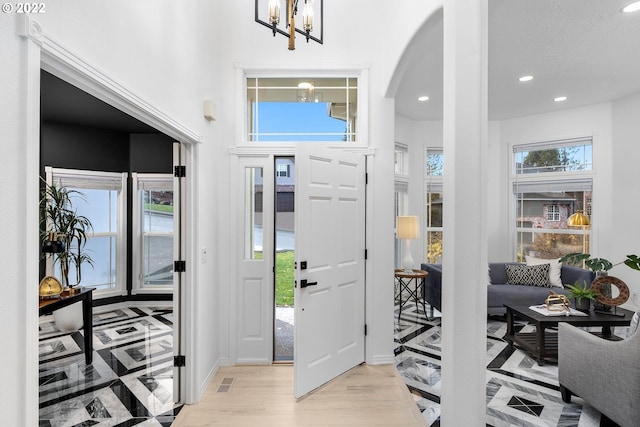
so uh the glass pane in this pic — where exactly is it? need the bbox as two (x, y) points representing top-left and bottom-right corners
(56, 236), (116, 289)
(143, 235), (173, 285)
(515, 144), (592, 174)
(426, 231), (443, 264)
(247, 77), (358, 142)
(515, 190), (591, 260)
(143, 190), (174, 233)
(70, 188), (118, 232)
(516, 230), (588, 261)
(425, 191), (443, 264)
(427, 150), (444, 176)
(426, 192), (443, 227)
(245, 167), (263, 260)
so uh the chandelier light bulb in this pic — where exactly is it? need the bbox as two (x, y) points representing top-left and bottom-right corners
(303, 2), (314, 32)
(268, 0), (281, 25)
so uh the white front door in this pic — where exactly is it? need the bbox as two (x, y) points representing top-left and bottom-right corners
(294, 145), (366, 398)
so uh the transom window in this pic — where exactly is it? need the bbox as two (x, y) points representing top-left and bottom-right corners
(514, 136), (592, 174)
(246, 77), (358, 142)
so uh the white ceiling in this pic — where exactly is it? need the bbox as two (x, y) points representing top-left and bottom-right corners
(394, 0), (640, 121)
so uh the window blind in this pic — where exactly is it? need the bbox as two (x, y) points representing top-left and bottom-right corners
(513, 178), (592, 194)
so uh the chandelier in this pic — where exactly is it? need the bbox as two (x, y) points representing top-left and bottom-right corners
(255, 0), (324, 50)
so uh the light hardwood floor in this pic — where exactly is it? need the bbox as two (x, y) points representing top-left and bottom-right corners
(173, 364), (425, 426)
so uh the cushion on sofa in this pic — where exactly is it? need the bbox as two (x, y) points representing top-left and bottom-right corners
(505, 264), (551, 287)
(525, 255), (563, 288)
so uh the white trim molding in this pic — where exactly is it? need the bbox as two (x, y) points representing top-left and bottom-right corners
(18, 15), (202, 146)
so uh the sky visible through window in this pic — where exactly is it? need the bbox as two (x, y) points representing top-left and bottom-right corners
(255, 102), (347, 141)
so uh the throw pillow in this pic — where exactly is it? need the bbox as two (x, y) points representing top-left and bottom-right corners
(627, 311), (640, 339)
(505, 264), (551, 287)
(525, 255), (563, 288)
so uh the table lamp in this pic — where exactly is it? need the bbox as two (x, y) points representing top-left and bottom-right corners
(397, 216), (420, 272)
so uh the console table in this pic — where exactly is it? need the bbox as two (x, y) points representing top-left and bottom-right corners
(39, 287), (95, 364)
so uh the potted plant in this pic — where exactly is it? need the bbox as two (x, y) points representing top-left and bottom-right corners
(40, 179), (95, 332)
(566, 282), (597, 312)
(560, 253), (640, 311)
(40, 179), (94, 288)
(559, 253), (640, 273)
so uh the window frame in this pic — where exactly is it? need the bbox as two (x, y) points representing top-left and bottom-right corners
(237, 67), (369, 148)
(131, 173), (174, 295)
(424, 147), (444, 264)
(46, 167), (128, 298)
(509, 136), (595, 261)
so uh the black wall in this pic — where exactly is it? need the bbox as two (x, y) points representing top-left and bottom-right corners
(41, 122), (173, 173)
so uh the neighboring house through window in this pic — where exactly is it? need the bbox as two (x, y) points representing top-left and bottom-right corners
(511, 137), (593, 261)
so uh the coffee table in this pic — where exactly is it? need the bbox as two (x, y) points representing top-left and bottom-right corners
(503, 304), (634, 365)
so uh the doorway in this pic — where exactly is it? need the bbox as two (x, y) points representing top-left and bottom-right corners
(38, 70), (186, 424)
(274, 157), (295, 362)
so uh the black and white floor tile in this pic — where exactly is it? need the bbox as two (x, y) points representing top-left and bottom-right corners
(39, 304), (182, 426)
(394, 302), (624, 427)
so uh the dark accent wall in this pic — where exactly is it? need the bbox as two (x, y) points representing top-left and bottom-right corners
(129, 133), (174, 173)
(41, 122), (173, 174)
(41, 122), (129, 173)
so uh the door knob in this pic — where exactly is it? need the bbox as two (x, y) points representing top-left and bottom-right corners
(300, 279), (317, 288)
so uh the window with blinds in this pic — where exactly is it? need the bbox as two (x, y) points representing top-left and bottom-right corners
(47, 167), (127, 295)
(132, 173), (174, 293)
(511, 137), (594, 261)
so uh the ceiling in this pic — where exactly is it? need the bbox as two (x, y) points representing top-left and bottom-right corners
(394, 0), (640, 121)
(41, 2), (640, 128)
(41, 71), (158, 133)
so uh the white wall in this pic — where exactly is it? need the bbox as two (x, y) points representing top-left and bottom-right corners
(611, 91), (640, 310)
(394, 117), (508, 263)
(0, 14), (38, 426)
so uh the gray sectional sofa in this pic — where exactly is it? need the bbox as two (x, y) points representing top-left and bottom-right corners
(421, 262), (595, 316)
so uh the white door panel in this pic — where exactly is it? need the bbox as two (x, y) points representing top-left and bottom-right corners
(236, 158), (274, 364)
(294, 146), (365, 398)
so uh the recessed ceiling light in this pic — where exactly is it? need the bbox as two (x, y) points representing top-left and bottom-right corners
(418, 95), (430, 102)
(518, 75), (534, 82)
(554, 96), (568, 102)
(622, 1), (640, 13)
(298, 82), (313, 89)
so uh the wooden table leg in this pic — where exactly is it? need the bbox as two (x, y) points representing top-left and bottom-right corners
(82, 294), (93, 364)
(505, 308), (515, 346)
(536, 325), (546, 365)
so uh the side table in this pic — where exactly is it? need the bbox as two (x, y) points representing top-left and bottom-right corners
(394, 269), (428, 321)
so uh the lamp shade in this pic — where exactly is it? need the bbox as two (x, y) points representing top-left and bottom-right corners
(397, 216), (420, 239)
(567, 211), (590, 227)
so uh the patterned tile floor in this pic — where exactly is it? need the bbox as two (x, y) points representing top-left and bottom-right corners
(39, 300), (625, 426)
(39, 304), (182, 426)
(394, 301), (624, 427)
